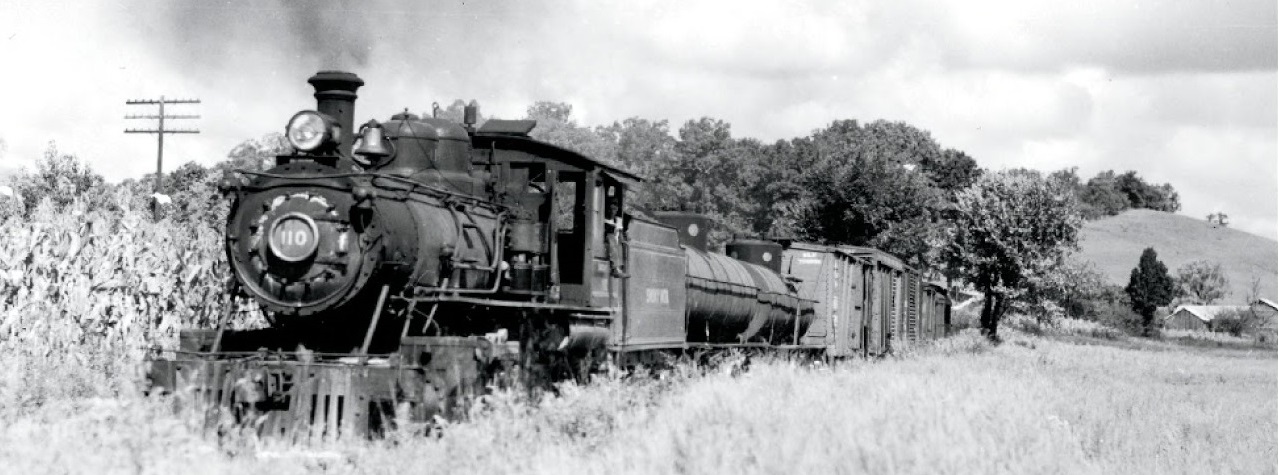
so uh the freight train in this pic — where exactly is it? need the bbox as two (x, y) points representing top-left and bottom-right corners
(146, 71), (950, 439)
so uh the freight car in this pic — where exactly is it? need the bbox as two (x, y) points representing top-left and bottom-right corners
(145, 71), (949, 440)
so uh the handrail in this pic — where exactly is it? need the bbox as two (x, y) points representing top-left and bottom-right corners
(394, 294), (612, 315)
(234, 169), (505, 210)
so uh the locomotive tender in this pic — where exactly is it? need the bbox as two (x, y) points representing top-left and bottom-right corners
(147, 71), (950, 439)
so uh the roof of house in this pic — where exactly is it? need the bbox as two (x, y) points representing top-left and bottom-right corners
(1167, 305), (1250, 323)
(1253, 299), (1278, 330)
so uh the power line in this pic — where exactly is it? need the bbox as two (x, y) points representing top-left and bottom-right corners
(124, 96), (201, 216)
(125, 114), (201, 120)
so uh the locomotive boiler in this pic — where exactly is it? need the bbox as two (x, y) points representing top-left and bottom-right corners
(219, 72), (506, 353)
(146, 70), (949, 440)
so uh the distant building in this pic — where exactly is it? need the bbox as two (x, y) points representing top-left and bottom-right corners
(1163, 300), (1278, 335)
(1163, 305), (1248, 331)
(1252, 299), (1278, 340)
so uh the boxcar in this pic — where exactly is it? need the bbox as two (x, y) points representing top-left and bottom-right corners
(781, 243), (871, 356)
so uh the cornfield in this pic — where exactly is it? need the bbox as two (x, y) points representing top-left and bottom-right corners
(0, 190), (266, 408)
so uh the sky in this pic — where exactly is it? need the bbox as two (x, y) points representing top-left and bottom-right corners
(1, 0), (1275, 238)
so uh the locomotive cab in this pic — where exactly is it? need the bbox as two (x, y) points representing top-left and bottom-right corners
(470, 123), (638, 307)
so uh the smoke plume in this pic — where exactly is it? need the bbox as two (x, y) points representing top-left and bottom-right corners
(141, 0), (378, 71)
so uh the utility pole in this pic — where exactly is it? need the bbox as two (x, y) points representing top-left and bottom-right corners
(124, 96), (200, 204)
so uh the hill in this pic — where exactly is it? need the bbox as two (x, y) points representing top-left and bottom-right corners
(1077, 209), (1278, 303)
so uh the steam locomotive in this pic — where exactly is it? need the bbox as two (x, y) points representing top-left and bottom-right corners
(147, 71), (950, 439)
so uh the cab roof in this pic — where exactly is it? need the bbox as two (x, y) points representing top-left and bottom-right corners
(472, 119), (641, 186)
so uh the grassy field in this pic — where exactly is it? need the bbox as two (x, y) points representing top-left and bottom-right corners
(1078, 209), (1278, 302)
(1, 328), (1274, 475)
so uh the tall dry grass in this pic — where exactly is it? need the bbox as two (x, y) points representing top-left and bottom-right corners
(1162, 328), (1269, 345)
(1, 329), (1273, 474)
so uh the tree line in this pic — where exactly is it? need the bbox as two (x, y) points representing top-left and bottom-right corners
(1050, 168), (1180, 219)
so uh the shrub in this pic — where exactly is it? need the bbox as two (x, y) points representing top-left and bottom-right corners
(1211, 308), (1263, 337)
(121, 162), (230, 232)
(1084, 286), (1146, 335)
(950, 305), (980, 331)
(9, 143), (112, 217)
(1004, 314), (1125, 341)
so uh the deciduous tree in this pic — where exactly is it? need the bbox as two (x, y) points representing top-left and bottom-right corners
(596, 117), (680, 212)
(1023, 257), (1108, 322)
(221, 133), (291, 173)
(1174, 260), (1230, 305)
(525, 101), (618, 166)
(14, 142), (109, 216)
(1080, 170), (1130, 218)
(921, 149), (981, 193)
(739, 137), (819, 237)
(942, 169), (1082, 341)
(802, 120), (944, 265)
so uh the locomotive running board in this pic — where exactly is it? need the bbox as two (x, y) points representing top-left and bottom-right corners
(684, 343), (827, 351)
(396, 294), (614, 315)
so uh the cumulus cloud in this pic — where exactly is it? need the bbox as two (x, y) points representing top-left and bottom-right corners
(930, 0), (1277, 73)
(0, 0), (1273, 238)
(145, 1), (377, 71)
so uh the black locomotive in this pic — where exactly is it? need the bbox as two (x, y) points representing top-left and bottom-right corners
(147, 71), (950, 439)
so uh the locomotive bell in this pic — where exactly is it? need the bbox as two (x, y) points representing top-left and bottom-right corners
(353, 119), (392, 164)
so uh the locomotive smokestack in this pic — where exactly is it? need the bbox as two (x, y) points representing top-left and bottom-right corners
(308, 71), (365, 156)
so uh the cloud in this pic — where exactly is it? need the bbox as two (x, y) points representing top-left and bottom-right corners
(0, 0), (1274, 239)
(593, 2), (883, 77)
(143, 1), (377, 71)
(930, 0), (1277, 74)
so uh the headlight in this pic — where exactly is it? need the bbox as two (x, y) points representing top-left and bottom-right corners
(286, 111), (340, 152)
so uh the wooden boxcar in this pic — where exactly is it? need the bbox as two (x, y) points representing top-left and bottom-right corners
(920, 282), (951, 341)
(837, 247), (910, 352)
(780, 244), (942, 356)
(781, 243), (870, 356)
